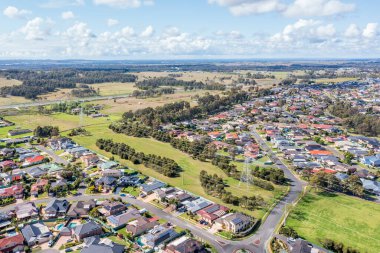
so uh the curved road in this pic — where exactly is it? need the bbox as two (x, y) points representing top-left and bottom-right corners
(2, 126), (305, 253)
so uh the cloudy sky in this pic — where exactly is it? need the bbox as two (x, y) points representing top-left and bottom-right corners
(0, 0), (379, 59)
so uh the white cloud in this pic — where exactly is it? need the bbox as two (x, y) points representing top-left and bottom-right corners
(344, 24), (360, 37)
(209, 0), (285, 16)
(140, 25), (154, 37)
(119, 26), (135, 37)
(93, 0), (154, 8)
(40, 0), (85, 8)
(64, 22), (96, 46)
(315, 24), (336, 37)
(20, 17), (52, 40)
(209, 0), (355, 17)
(61, 11), (75, 19)
(3, 6), (30, 19)
(362, 23), (378, 38)
(107, 19), (119, 27)
(284, 0), (355, 17)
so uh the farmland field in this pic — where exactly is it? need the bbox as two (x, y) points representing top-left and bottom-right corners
(286, 191), (380, 253)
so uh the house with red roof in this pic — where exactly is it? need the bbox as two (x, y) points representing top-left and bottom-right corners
(197, 204), (229, 224)
(0, 184), (23, 199)
(22, 155), (45, 167)
(0, 160), (17, 172)
(31, 179), (49, 197)
(207, 131), (223, 140)
(0, 234), (25, 253)
(225, 132), (238, 141)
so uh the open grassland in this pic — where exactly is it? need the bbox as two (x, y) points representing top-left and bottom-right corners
(89, 82), (136, 96)
(5, 113), (120, 134)
(0, 77), (22, 88)
(67, 124), (285, 218)
(286, 191), (380, 253)
(95, 90), (221, 116)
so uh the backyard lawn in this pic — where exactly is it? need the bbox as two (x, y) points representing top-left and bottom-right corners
(286, 191), (380, 253)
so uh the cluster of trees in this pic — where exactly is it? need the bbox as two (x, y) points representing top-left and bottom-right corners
(68, 128), (90, 136)
(71, 87), (98, 97)
(0, 69), (136, 99)
(251, 166), (286, 185)
(131, 87), (175, 98)
(310, 172), (364, 197)
(34, 126), (59, 138)
(122, 91), (250, 128)
(96, 138), (181, 177)
(329, 101), (380, 136)
(200, 170), (265, 211)
(320, 239), (360, 253)
(211, 156), (240, 179)
(0, 196), (15, 206)
(136, 77), (225, 91)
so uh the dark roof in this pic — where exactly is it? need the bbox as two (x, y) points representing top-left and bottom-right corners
(45, 198), (69, 213)
(73, 221), (102, 237)
(81, 236), (124, 253)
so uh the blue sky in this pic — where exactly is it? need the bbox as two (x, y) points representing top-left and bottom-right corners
(0, 0), (379, 59)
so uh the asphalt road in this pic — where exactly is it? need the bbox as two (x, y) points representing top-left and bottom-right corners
(36, 145), (69, 166)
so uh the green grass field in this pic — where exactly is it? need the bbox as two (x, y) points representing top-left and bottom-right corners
(67, 124), (285, 218)
(286, 191), (380, 253)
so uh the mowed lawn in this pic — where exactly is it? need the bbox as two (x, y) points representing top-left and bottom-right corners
(69, 124), (285, 218)
(286, 191), (380, 252)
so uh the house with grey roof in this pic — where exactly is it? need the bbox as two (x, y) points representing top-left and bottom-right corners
(360, 178), (380, 195)
(106, 208), (141, 228)
(215, 213), (252, 234)
(140, 180), (166, 195)
(182, 197), (213, 214)
(73, 221), (103, 241)
(67, 200), (96, 218)
(140, 225), (178, 248)
(81, 236), (124, 253)
(21, 222), (52, 246)
(14, 202), (39, 220)
(43, 198), (70, 218)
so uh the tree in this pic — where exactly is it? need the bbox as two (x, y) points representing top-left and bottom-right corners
(343, 152), (354, 165)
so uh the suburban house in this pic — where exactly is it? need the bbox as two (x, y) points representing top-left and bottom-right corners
(98, 161), (119, 171)
(215, 213), (252, 234)
(183, 198), (213, 214)
(140, 225), (178, 248)
(95, 176), (117, 191)
(0, 233), (25, 253)
(361, 155), (380, 167)
(196, 204), (229, 223)
(140, 181), (166, 195)
(106, 208), (141, 228)
(125, 216), (159, 237)
(27, 167), (47, 179)
(73, 221), (103, 241)
(15, 202), (39, 220)
(67, 200), (96, 218)
(31, 179), (49, 197)
(360, 178), (380, 195)
(21, 222), (52, 246)
(0, 184), (23, 199)
(22, 155), (45, 167)
(81, 237), (124, 253)
(80, 154), (99, 167)
(165, 236), (207, 253)
(0, 160), (17, 172)
(44, 199), (70, 218)
(98, 201), (127, 216)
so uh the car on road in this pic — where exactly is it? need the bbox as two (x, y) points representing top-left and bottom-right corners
(120, 193), (126, 197)
(65, 249), (73, 252)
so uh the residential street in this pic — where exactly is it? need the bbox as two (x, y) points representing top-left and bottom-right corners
(2, 127), (307, 253)
(36, 145), (69, 166)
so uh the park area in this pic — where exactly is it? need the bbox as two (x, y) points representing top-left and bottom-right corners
(286, 191), (380, 253)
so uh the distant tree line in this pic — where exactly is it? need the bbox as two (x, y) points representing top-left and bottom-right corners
(136, 77), (225, 91)
(329, 101), (380, 136)
(200, 170), (265, 211)
(71, 87), (98, 97)
(96, 138), (181, 177)
(131, 87), (175, 98)
(0, 69), (137, 99)
(121, 91), (250, 128)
